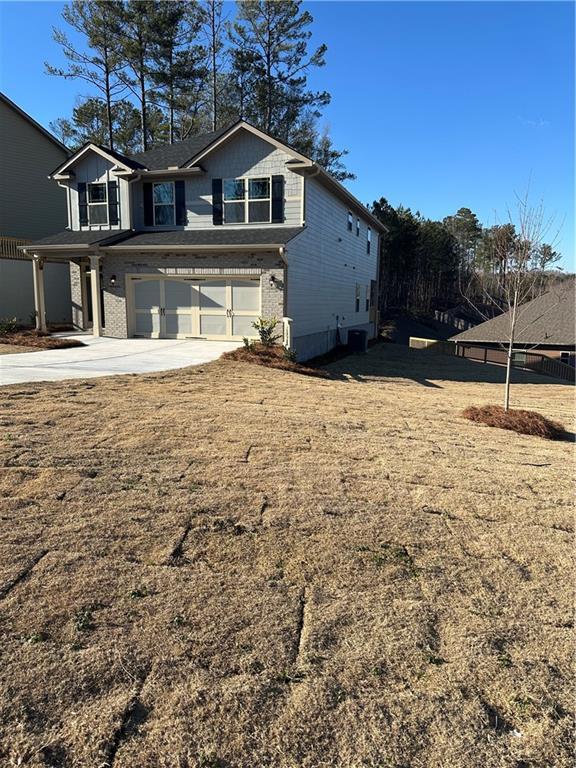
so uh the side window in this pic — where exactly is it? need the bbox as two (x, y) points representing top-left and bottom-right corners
(347, 212), (353, 232)
(367, 227), (372, 254)
(355, 283), (360, 312)
(356, 217), (360, 236)
(365, 284), (370, 312)
(223, 179), (246, 223)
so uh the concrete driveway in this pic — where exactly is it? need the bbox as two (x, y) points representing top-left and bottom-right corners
(0, 335), (241, 386)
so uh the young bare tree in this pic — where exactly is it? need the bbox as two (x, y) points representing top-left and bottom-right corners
(461, 193), (562, 410)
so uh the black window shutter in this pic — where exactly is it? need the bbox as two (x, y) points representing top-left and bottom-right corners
(107, 181), (119, 225)
(143, 183), (153, 227)
(212, 178), (223, 225)
(175, 180), (187, 226)
(78, 182), (88, 226)
(271, 175), (284, 223)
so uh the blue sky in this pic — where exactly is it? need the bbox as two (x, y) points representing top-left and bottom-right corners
(0, 0), (573, 267)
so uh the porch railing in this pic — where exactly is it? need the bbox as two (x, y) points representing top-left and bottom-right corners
(0, 236), (31, 260)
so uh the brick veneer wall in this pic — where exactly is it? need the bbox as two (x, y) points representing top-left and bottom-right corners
(99, 250), (285, 338)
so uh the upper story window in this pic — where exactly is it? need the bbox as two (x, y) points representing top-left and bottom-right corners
(153, 182), (175, 226)
(367, 227), (372, 254)
(223, 177), (271, 224)
(347, 212), (353, 232)
(88, 183), (108, 225)
(356, 217), (360, 236)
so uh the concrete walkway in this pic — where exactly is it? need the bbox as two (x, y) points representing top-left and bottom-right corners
(0, 336), (241, 386)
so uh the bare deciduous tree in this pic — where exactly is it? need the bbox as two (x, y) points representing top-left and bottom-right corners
(461, 192), (563, 410)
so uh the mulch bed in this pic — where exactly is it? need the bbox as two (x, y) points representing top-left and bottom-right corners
(462, 404), (569, 440)
(222, 343), (330, 377)
(0, 330), (85, 351)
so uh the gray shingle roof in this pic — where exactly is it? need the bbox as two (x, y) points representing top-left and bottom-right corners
(128, 125), (232, 170)
(108, 227), (304, 248)
(25, 230), (132, 248)
(452, 282), (575, 346)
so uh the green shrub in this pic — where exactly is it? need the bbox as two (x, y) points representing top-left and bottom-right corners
(251, 317), (282, 347)
(0, 317), (18, 337)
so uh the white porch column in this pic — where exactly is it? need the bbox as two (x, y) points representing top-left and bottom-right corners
(89, 253), (102, 336)
(32, 255), (47, 332)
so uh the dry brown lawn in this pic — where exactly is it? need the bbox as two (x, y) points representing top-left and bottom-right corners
(0, 344), (573, 768)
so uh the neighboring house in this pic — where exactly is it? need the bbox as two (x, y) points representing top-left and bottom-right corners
(0, 92), (71, 324)
(22, 120), (385, 360)
(451, 281), (576, 366)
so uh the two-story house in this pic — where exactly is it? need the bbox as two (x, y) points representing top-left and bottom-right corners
(22, 120), (384, 360)
(0, 92), (70, 325)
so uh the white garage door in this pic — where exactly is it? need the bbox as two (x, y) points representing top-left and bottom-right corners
(130, 277), (261, 340)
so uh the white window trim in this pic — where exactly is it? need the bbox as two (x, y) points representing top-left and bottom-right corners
(356, 217), (360, 236)
(223, 176), (271, 224)
(367, 226), (372, 253)
(153, 181), (176, 227)
(347, 211), (353, 232)
(88, 182), (108, 226)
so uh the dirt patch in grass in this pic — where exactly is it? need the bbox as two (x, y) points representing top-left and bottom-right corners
(0, 344), (573, 767)
(0, 330), (85, 352)
(463, 404), (569, 440)
(222, 342), (330, 377)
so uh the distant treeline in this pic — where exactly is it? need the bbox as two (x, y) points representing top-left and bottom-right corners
(370, 199), (566, 316)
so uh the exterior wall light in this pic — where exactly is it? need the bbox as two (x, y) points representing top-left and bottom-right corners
(269, 275), (277, 288)
(110, 275), (117, 286)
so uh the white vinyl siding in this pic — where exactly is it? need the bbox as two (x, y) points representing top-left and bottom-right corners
(286, 176), (379, 344)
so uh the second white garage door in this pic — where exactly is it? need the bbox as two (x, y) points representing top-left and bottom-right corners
(130, 277), (261, 340)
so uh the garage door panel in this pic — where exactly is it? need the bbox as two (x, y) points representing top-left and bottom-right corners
(164, 280), (196, 310)
(134, 280), (161, 310)
(134, 312), (160, 336)
(165, 314), (193, 336)
(231, 280), (260, 311)
(200, 315), (228, 336)
(199, 281), (227, 309)
(232, 315), (258, 337)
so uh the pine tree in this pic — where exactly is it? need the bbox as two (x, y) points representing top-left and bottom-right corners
(149, 1), (206, 144)
(46, 0), (124, 149)
(229, 0), (329, 141)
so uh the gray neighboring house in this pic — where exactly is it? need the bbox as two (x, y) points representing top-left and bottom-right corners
(451, 281), (576, 365)
(22, 120), (385, 360)
(0, 92), (71, 325)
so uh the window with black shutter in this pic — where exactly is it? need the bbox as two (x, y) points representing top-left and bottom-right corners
(212, 178), (223, 225)
(143, 182), (153, 226)
(78, 182), (88, 226)
(271, 175), (284, 223)
(107, 181), (119, 225)
(175, 180), (187, 225)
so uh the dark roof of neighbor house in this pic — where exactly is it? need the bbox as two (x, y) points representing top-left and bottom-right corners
(23, 230), (132, 248)
(451, 282), (576, 346)
(128, 125), (232, 170)
(107, 227), (304, 248)
(23, 227), (303, 250)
